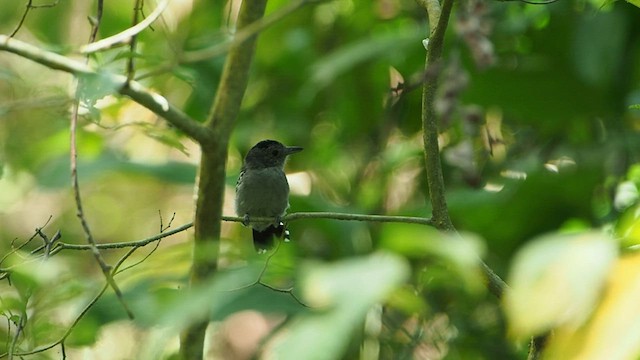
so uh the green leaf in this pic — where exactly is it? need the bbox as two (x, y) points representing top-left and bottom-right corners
(264, 252), (409, 360)
(78, 72), (120, 108)
(130, 261), (305, 328)
(65, 314), (100, 346)
(544, 253), (640, 360)
(626, 0), (640, 8)
(504, 231), (618, 339)
(308, 25), (423, 90)
(36, 151), (197, 188)
(0, 296), (26, 314)
(380, 224), (486, 292)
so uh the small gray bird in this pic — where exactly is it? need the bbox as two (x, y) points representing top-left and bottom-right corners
(235, 140), (303, 251)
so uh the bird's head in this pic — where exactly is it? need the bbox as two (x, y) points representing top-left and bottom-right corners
(244, 139), (303, 169)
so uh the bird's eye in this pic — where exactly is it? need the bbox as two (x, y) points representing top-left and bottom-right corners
(271, 150), (279, 156)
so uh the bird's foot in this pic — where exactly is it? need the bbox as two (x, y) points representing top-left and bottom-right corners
(242, 214), (251, 226)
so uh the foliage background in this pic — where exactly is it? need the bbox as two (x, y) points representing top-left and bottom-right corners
(1, 0), (640, 359)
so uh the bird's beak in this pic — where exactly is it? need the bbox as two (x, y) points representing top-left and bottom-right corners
(285, 146), (303, 155)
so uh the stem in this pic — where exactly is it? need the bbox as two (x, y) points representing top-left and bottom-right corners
(420, 0), (455, 230)
(179, 1), (269, 359)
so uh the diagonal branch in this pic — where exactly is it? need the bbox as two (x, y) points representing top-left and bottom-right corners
(0, 35), (211, 144)
(70, 0), (133, 320)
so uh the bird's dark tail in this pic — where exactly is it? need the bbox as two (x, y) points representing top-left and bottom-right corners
(253, 222), (289, 252)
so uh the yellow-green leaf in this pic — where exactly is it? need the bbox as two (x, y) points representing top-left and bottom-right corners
(504, 231), (617, 339)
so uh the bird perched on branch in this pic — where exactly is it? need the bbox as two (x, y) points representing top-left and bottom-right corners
(235, 139), (303, 252)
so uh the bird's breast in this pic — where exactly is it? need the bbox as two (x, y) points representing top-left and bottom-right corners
(235, 167), (290, 220)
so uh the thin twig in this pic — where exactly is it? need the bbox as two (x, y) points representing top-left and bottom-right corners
(42, 230), (61, 259)
(42, 212), (434, 252)
(10, 0), (33, 38)
(9, 0), (59, 38)
(281, 212), (435, 226)
(223, 242), (308, 307)
(7, 311), (26, 360)
(88, 0), (103, 44)
(69, 0), (134, 320)
(0, 281), (107, 358)
(49, 222), (193, 252)
(498, 0), (559, 3)
(125, 0), (145, 82)
(159, 211), (177, 232)
(1, 217), (52, 267)
(0, 235), (153, 358)
(114, 211), (172, 275)
(80, 0), (168, 54)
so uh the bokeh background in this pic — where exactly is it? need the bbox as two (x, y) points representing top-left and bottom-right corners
(1, 0), (640, 359)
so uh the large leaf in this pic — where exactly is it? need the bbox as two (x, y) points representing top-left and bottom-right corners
(380, 224), (486, 293)
(504, 231), (618, 339)
(263, 252), (409, 360)
(544, 252), (640, 360)
(36, 151), (196, 188)
(308, 25), (423, 90)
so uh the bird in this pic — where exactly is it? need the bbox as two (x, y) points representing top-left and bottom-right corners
(235, 139), (303, 252)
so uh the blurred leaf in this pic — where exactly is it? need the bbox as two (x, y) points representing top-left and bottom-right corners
(78, 72), (120, 108)
(6, 252), (69, 297)
(65, 315), (100, 347)
(380, 224), (486, 292)
(627, 0), (640, 7)
(181, 59), (224, 121)
(130, 261), (305, 329)
(504, 231), (618, 339)
(143, 127), (190, 155)
(0, 296), (25, 314)
(264, 252), (409, 360)
(449, 167), (602, 259)
(386, 286), (428, 315)
(616, 204), (640, 248)
(544, 252), (640, 360)
(36, 151), (196, 188)
(572, 8), (630, 87)
(308, 25), (423, 90)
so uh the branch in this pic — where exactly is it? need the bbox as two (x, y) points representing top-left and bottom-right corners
(418, 0), (455, 231)
(0, 35), (211, 145)
(43, 213), (433, 253)
(281, 212), (434, 226)
(50, 222), (193, 252)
